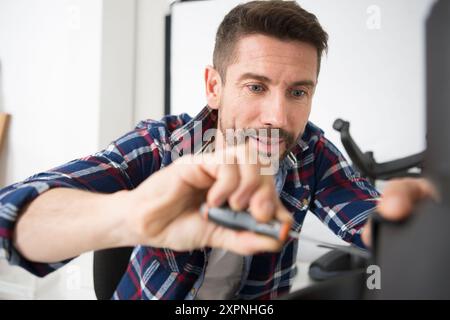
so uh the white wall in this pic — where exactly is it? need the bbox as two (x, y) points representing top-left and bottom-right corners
(0, 0), (103, 185)
(133, 0), (170, 123)
(0, 0), (137, 299)
(99, 0), (136, 147)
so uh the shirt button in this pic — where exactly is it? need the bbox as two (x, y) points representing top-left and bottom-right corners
(302, 198), (309, 209)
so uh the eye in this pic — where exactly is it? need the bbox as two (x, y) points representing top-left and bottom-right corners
(247, 84), (265, 93)
(291, 89), (306, 98)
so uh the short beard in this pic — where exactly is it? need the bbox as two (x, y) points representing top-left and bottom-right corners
(218, 114), (298, 161)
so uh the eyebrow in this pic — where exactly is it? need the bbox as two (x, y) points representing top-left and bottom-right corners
(237, 72), (316, 88)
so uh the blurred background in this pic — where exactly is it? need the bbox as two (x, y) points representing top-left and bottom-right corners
(0, 0), (435, 299)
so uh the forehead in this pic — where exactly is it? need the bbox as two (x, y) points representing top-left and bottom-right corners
(228, 34), (318, 82)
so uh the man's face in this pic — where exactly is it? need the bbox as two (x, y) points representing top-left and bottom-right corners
(206, 34), (318, 159)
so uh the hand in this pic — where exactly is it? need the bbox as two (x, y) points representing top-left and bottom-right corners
(121, 145), (293, 255)
(361, 177), (439, 247)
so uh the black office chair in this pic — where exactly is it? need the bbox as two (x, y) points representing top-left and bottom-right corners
(307, 118), (425, 282)
(93, 247), (133, 300)
(332, 118), (424, 185)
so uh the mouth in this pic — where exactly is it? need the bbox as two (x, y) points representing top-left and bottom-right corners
(248, 135), (285, 155)
(247, 133), (284, 144)
(253, 136), (284, 145)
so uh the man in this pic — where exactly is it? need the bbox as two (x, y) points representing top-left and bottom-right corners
(0, 1), (436, 300)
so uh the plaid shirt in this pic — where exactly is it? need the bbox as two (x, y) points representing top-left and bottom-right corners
(0, 106), (379, 300)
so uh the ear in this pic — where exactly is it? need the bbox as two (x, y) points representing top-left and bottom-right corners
(204, 65), (223, 110)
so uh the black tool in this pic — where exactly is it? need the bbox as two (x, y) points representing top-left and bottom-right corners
(200, 203), (294, 241)
(200, 203), (370, 259)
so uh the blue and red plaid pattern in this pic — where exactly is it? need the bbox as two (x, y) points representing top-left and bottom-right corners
(0, 106), (379, 299)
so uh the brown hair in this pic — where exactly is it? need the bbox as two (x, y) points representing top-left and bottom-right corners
(213, 0), (328, 82)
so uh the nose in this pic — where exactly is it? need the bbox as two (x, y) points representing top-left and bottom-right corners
(260, 91), (288, 128)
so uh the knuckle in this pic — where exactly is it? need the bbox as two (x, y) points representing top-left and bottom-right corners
(240, 175), (261, 193)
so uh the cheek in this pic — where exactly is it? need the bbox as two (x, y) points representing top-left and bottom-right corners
(287, 105), (311, 134)
(236, 104), (262, 128)
(220, 90), (261, 127)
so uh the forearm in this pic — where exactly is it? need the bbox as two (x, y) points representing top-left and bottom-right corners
(12, 188), (134, 263)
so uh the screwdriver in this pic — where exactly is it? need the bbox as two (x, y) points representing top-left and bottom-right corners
(200, 203), (299, 242)
(200, 203), (371, 259)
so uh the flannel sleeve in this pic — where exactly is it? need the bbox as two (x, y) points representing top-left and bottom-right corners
(309, 135), (380, 249)
(0, 123), (162, 277)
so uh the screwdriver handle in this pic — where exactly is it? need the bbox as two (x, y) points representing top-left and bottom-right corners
(200, 204), (292, 241)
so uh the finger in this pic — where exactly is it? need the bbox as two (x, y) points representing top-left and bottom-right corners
(175, 152), (241, 204)
(225, 143), (262, 210)
(207, 226), (284, 255)
(248, 180), (278, 223)
(228, 162), (261, 211)
(377, 193), (412, 221)
(199, 144), (262, 209)
(377, 178), (437, 221)
(273, 199), (294, 224)
(361, 219), (372, 248)
(175, 155), (216, 190)
(207, 163), (240, 207)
